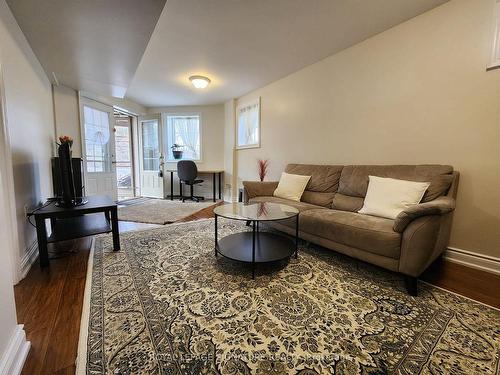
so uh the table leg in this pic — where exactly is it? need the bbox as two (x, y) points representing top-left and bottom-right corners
(179, 179), (183, 201)
(295, 215), (299, 259)
(218, 172), (222, 200)
(35, 217), (49, 268)
(111, 207), (120, 251)
(212, 173), (216, 202)
(214, 214), (218, 257)
(170, 171), (174, 201)
(252, 220), (256, 279)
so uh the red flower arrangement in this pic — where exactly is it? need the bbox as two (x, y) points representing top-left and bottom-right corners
(58, 135), (73, 147)
(257, 159), (269, 182)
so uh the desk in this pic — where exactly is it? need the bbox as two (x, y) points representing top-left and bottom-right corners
(166, 169), (224, 202)
(31, 195), (120, 268)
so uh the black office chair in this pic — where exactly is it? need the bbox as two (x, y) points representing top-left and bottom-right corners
(177, 160), (204, 202)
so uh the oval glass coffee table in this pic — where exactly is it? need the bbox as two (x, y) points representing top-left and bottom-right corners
(214, 202), (299, 279)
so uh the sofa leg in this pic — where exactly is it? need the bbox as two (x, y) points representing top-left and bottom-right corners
(404, 276), (418, 296)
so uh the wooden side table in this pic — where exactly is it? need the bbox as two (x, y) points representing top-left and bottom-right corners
(31, 195), (120, 267)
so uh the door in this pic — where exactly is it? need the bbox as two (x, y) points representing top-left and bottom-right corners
(114, 115), (135, 200)
(138, 116), (164, 198)
(80, 98), (117, 200)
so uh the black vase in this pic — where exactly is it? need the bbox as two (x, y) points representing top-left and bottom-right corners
(172, 150), (183, 160)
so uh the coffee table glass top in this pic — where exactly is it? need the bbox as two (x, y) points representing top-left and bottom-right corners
(214, 202), (299, 221)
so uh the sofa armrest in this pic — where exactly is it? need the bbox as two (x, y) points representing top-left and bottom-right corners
(393, 196), (455, 233)
(242, 181), (279, 202)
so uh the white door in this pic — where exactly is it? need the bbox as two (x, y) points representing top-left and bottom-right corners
(138, 116), (164, 198)
(80, 98), (117, 200)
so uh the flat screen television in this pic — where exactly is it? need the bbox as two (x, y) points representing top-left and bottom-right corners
(56, 142), (87, 207)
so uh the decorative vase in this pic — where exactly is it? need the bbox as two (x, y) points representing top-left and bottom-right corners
(172, 150), (183, 160)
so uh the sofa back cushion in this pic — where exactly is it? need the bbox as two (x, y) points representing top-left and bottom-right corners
(285, 164), (343, 207)
(332, 165), (454, 212)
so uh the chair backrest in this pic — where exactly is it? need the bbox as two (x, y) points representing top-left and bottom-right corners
(177, 160), (198, 182)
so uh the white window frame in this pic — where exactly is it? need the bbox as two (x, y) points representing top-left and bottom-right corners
(164, 112), (203, 162)
(236, 97), (261, 150)
(488, 1), (500, 71)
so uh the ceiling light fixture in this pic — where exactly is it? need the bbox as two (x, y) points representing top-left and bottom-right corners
(189, 75), (211, 89)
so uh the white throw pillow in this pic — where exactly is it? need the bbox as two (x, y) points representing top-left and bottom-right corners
(273, 172), (311, 202)
(358, 176), (430, 219)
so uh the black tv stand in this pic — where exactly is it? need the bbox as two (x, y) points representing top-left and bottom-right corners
(30, 195), (120, 267)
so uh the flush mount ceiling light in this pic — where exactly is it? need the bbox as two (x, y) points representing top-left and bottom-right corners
(189, 75), (211, 89)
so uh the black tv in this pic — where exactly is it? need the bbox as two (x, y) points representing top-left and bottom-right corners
(56, 142), (87, 207)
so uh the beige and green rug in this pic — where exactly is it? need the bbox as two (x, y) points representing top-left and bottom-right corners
(118, 198), (217, 224)
(77, 219), (500, 374)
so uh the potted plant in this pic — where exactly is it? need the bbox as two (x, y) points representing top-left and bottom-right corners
(171, 144), (184, 160)
(58, 135), (74, 148)
(257, 159), (269, 181)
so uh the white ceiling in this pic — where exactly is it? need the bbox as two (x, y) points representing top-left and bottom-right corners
(8, 0), (448, 107)
(126, 0), (448, 107)
(7, 0), (166, 98)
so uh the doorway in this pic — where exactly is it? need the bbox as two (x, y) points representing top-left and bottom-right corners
(138, 115), (164, 198)
(80, 97), (117, 200)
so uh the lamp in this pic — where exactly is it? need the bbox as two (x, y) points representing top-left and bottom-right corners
(189, 75), (211, 89)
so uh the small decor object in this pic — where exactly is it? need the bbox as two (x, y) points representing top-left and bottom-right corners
(171, 144), (184, 160)
(58, 135), (73, 148)
(236, 97), (260, 149)
(257, 159), (269, 181)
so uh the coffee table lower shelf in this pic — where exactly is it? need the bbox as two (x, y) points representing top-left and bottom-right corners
(216, 231), (294, 265)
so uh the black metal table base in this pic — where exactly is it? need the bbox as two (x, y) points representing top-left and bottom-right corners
(214, 215), (299, 279)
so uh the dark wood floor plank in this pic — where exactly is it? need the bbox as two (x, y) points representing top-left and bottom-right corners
(14, 201), (499, 375)
(41, 243), (90, 373)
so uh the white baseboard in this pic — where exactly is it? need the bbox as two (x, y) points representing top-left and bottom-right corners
(0, 325), (30, 375)
(444, 247), (500, 275)
(19, 240), (38, 280)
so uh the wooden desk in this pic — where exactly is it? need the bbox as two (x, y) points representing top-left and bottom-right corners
(166, 169), (224, 202)
(31, 195), (120, 268)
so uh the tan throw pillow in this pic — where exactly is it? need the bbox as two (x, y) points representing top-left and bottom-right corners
(273, 172), (311, 202)
(358, 176), (430, 219)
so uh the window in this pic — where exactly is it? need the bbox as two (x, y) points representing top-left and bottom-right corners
(165, 114), (201, 161)
(237, 97), (260, 149)
(83, 105), (111, 173)
(141, 120), (160, 171)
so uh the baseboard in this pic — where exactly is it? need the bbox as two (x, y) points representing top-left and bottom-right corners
(444, 247), (500, 275)
(0, 325), (30, 375)
(19, 240), (38, 280)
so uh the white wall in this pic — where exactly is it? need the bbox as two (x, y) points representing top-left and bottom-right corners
(0, 0), (55, 281)
(53, 85), (81, 156)
(148, 104), (225, 198)
(0, 0), (35, 371)
(0, 80), (21, 373)
(235, 0), (500, 259)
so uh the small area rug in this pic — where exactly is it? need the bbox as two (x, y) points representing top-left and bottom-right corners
(118, 198), (216, 224)
(77, 219), (500, 374)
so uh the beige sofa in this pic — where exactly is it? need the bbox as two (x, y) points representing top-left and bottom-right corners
(243, 164), (459, 295)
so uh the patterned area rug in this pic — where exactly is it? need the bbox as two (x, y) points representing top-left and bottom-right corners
(77, 219), (500, 374)
(117, 199), (217, 224)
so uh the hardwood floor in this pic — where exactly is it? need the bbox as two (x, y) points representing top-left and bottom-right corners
(14, 201), (499, 374)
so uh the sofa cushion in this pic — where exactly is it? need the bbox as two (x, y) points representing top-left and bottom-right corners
(249, 196), (325, 213)
(332, 165), (454, 211)
(358, 176), (430, 219)
(273, 172), (311, 202)
(331, 193), (364, 212)
(300, 209), (401, 259)
(285, 164), (343, 207)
